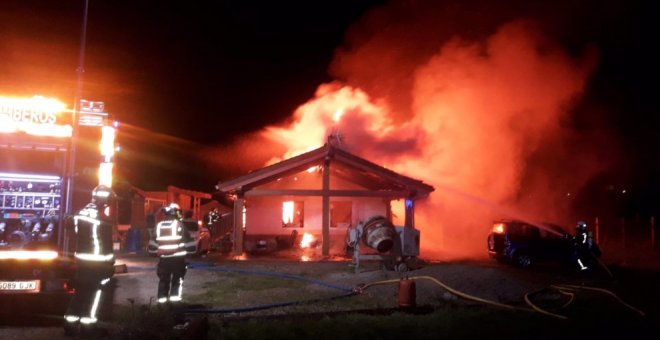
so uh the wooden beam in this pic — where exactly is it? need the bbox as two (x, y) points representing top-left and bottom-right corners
(244, 189), (408, 197)
(322, 159), (330, 256)
(167, 185), (211, 199)
(232, 196), (245, 255)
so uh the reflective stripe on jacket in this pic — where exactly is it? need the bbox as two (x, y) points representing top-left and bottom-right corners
(156, 220), (187, 257)
(74, 205), (114, 263)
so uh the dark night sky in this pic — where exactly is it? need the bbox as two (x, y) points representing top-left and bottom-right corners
(0, 0), (658, 215)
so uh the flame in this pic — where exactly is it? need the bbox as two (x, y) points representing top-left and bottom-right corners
(300, 255), (311, 262)
(264, 84), (391, 164)
(300, 233), (316, 249)
(332, 109), (344, 122)
(492, 223), (505, 234)
(232, 253), (248, 261)
(282, 201), (294, 224)
(257, 20), (596, 260)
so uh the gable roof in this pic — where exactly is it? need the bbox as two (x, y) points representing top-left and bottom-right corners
(216, 143), (434, 200)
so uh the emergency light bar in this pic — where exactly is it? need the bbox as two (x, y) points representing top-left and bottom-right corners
(0, 250), (59, 260)
(0, 172), (61, 183)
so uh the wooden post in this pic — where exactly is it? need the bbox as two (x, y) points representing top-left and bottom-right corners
(322, 159), (330, 256)
(404, 198), (415, 229)
(232, 195), (245, 255)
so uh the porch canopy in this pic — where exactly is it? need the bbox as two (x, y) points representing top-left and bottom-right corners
(215, 143), (434, 255)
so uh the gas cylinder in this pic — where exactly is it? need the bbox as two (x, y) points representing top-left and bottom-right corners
(398, 277), (416, 308)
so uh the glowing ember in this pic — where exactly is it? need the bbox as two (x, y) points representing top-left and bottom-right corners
(300, 233), (316, 249)
(232, 253), (248, 261)
(300, 255), (311, 262)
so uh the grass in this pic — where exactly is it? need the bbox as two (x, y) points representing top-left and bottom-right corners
(105, 260), (657, 339)
(183, 270), (390, 314)
(206, 304), (652, 340)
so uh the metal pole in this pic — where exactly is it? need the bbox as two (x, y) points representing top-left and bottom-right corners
(60, 0), (89, 255)
(65, 0), (89, 215)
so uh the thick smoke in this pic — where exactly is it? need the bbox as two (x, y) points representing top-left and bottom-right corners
(207, 1), (617, 260)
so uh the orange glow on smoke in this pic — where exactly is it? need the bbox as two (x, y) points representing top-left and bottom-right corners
(300, 233), (316, 249)
(258, 20), (597, 260)
(264, 84), (392, 164)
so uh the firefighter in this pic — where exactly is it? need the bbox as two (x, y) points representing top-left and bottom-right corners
(573, 221), (600, 271)
(205, 208), (220, 237)
(64, 185), (116, 336)
(156, 203), (191, 304)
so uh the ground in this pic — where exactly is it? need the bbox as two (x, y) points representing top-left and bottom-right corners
(0, 250), (658, 339)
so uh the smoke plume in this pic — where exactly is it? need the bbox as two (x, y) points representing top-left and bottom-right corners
(207, 0), (616, 259)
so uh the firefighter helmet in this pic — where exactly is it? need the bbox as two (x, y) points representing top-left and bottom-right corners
(162, 203), (182, 219)
(91, 185), (115, 207)
(576, 221), (588, 232)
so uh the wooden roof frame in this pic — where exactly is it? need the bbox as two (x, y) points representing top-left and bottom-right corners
(216, 143), (434, 200)
(216, 143), (434, 256)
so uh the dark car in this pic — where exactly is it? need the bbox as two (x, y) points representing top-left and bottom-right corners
(487, 219), (577, 268)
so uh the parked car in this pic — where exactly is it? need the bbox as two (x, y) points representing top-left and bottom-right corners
(487, 219), (577, 268)
(147, 219), (211, 257)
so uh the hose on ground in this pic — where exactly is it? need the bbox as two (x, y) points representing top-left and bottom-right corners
(182, 261), (356, 314)
(190, 263), (354, 292)
(358, 275), (645, 320)
(128, 261), (644, 319)
(550, 284), (645, 317)
(357, 275), (541, 315)
(185, 291), (356, 314)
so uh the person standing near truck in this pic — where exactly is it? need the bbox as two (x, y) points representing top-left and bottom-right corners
(64, 185), (117, 336)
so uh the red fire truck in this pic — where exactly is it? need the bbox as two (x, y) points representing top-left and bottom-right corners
(0, 95), (117, 312)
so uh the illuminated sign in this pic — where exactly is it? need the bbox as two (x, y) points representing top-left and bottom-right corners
(0, 96), (72, 137)
(79, 100), (108, 127)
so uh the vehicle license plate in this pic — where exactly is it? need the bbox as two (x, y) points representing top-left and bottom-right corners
(0, 280), (40, 293)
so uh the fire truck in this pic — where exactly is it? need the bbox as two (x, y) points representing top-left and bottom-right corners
(0, 95), (117, 311)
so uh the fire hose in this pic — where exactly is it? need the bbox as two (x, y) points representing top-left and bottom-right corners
(131, 262), (643, 319)
(184, 262), (357, 314)
(358, 275), (645, 320)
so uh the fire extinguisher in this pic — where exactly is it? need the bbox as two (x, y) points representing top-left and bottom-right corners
(399, 276), (416, 308)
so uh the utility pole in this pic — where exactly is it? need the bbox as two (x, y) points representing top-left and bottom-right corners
(65, 0), (89, 215)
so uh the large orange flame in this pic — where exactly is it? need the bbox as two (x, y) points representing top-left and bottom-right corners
(203, 19), (599, 260)
(258, 21), (596, 260)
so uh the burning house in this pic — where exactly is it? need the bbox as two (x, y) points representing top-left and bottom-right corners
(215, 142), (434, 259)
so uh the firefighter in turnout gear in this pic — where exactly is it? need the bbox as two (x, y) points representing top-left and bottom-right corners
(572, 221), (601, 271)
(64, 185), (116, 336)
(156, 203), (192, 304)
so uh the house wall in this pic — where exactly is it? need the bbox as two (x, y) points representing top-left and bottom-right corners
(245, 196), (388, 236)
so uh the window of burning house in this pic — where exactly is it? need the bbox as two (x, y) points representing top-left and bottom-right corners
(282, 201), (303, 228)
(330, 201), (352, 228)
